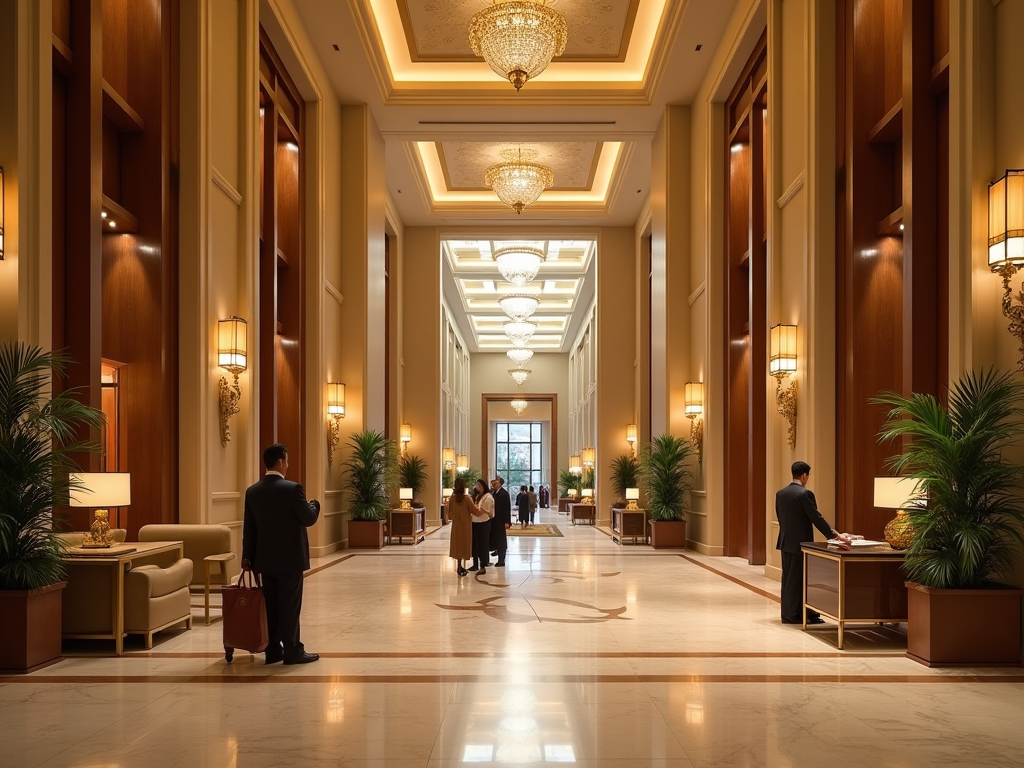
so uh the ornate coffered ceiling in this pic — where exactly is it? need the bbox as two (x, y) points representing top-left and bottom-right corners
(438, 141), (600, 190)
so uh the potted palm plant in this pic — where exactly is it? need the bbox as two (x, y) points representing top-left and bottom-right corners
(398, 454), (428, 508)
(609, 454), (639, 508)
(342, 430), (398, 549)
(640, 434), (695, 549)
(874, 369), (1024, 666)
(0, 343), (104, 672)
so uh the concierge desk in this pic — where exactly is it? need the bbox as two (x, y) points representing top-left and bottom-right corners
(801, 542), (907, 649)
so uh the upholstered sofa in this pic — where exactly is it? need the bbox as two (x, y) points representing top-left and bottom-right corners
(138, 524), (237, 623)
(123, 558), (194, 648)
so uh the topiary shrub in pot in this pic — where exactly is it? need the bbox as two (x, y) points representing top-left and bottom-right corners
(874, 368), (1024, 666)
(640, 434), (695, 549)
(343, 430), (398, 549)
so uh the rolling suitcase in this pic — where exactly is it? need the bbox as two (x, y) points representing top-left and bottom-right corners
(221, 568), (268, 662)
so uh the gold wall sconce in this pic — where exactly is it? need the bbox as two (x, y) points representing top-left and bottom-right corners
(989, 169), (1024, 370)
(626, 423), (637, 456)
(217, 317), (247, 446)
(0, 165), (5, 259)
(70, 472), (132, 547)
(456, 453), (469, 473)
(326, 382), (346, 466)
(400, 423), (412, 454)
(684, 381), (704, 463)
(582, 447), (595, 468)
(769, 324), (798, 449)
(625, 487), (640, 510)
(569, 454), (582, 475)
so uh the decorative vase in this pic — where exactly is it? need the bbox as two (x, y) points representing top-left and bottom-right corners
(884, 510), (914, 550)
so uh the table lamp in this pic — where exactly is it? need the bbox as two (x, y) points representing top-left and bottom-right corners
(70, 472), (132, 548)
(399, 487), (413, 509)
(873, 476), (923, 550)
(626, 487), (640, 510)
(581, 488), (594, 505)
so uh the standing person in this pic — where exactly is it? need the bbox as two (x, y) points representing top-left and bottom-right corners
(775, 461), (849, 625)
(528, 485), (538, 526)
(470, 478), (494, 573)
(447, 477), (476, 577)
(242, 443), (321, 665)
(489, 476), (512, 567)
(539, 484), (549, 509)
(516, 485), (529, 528)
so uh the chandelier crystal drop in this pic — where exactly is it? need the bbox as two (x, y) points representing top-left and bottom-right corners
(499, 293), (540, 321)
(494, 244), (546, 285)
(468, 0), (569, 91)
(509, 368), (531, 386)
(504, 320), (537, 346)
(510, 398), (529, 415)
(485, 147), (554, 214)
(506, 347), (534, 366)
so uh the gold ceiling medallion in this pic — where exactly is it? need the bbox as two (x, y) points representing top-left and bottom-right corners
(484, 147), (554, 214)
(468, 0), (569, 91)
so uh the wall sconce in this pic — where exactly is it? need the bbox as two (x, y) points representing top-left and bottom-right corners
(581, 488), (594, 504)
(399, 487), (413, 509)
(582, 447), (595, 468)
(0, 165), (5, 260)
(326, 382), (346, 466)
(443, 447), (455, 469)
(625, 487), (639, 510)
(456, 453), (469, 473)
(400, 423), (412, 454)
(989, 169), (1024, 370)
(683, 381), (704, 463)
(569, 454), (582, 475)
(769, 324), (798, 449)
(625, 423), (637, 456)
(70, 472), (132, 547)
(217, 317), (247, 447)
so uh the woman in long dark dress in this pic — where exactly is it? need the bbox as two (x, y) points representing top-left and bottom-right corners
(516, 485), (529, 528)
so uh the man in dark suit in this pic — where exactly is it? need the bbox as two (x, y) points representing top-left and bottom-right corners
(489, 476), (512, 567)
(775, 461), (848, 625)
(242, 443), (321, 664)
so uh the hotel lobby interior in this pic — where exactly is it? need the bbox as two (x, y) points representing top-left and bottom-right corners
(2, 0), (1024, 765)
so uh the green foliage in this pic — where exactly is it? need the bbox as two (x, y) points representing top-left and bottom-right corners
(398, 454), (429, 498)
(0, 343), (104, 591)
(640, 434), (695, 521)
(609, 454), (640, 499)
(558, 468), (582, 497)
(342, 430), (398, 521)
(873, 368), (1024, 589)
(456, 466), (482, 487)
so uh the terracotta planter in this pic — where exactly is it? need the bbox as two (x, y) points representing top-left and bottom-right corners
(0, 581), (66, 673)
(648, 519), (687, 549)
(348, 519), (385, 549)
(906, 581), (1023, 667)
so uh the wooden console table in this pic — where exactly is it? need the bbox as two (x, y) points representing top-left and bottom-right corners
(62, 540), (184, 656)
(801, 542), (907, 649)
(388, 507), (426, 544)
(558, 497), (574, 513)
(569, 502), (596, 525)
(611, 508), (649, 544)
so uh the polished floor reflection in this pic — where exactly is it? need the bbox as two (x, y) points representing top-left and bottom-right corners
(3, 508), (1024, 767)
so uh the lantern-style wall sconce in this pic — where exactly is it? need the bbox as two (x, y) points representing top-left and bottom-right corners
(0, 165), (5, 260)
(569, 454), (582, 475)
(769, 324), (798, 449)
(326, 383), (346, 465)
(400, 423), (412, 454)
(456, 453), (469, 473)
(625, 423), (637, 456)
(582, 447), (595, 468)
(989, 169), (1024, 370)
(683, 381), (704, 463)
(217, 317), (247, 446)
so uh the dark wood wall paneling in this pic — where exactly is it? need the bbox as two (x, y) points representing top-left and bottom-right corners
(259, 29), (307, 486)
(52, 0), (179, 535)
(836, 0), (948, 538)
(723, 32), (768, 565)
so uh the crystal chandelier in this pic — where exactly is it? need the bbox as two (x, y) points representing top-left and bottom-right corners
(506, 347), (534, 366)
(499, 293), (540, 321)
(509, 368), (531, 386)
(494, 244), (546, 285)
(468, 0), (569, 91)
(504, 320), (536, 346)
(485, 147), (554, 214)
(510, 398), (529, 415)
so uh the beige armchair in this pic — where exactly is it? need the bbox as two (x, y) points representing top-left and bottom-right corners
(123, 557), (194, 648)
(138, 524), (237, 624)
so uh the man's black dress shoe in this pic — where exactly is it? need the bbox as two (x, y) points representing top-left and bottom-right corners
(496, 561), (505, 567)
(284, 652), (320, 665)
(479, 568), (487, 575)
(806, 616), (826, 625)
(468, 565), (479, 571)
(265, 652), (283, 664)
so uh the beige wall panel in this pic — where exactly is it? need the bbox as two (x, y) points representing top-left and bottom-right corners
(211, 0), (241, 187)
(324, 291), (345, 490)
(778, 0), (807, 187)
(0, 2), (18, 340)
(649, 117), (669, 432)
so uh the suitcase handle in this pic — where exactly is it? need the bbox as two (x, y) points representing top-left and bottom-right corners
(235, 568), (262, 589)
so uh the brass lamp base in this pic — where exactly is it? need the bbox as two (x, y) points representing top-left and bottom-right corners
(884, 510), (914, 550)
(625, 501), (639, 510)
(81, 509), (115, 548)
(400, 500), (412, 509)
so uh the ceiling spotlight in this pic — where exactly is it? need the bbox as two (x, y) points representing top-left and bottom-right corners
(499, 293), (540, 321)
(484, 147), (554, 214)
(509, 368), (531, 386)
(468, 0), (568, 91)
(504, 320), (537, 346)
(506, 348), (534, 366)
(510, 398), (528, 415)
(494, 244), (546, 285)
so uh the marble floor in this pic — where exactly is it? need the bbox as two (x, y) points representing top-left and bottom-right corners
(4, 508), (1024, 767)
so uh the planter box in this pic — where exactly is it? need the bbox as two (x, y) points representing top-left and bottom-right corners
(348, 519), (385, 550)
(906, 581), (1023, 667)
(648, 519), (687, 549)
(0, 581), (66, 673)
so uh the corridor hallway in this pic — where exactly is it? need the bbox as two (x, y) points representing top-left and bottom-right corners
(4, 508), (1024, 767)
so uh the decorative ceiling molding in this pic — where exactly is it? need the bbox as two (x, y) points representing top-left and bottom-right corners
(438, 141), (601, 191)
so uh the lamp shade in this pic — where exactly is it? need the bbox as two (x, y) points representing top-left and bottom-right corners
(400, 423), (412, 443)
(456, 454), (469, 472)
(989, 169), (1024, 268)
(70, 473), (132, 508)
(443, 447), (456, 466)
(217, 316), (247, 373)
(327, 382), (346, 416)
(569, 454), (581, 474)
(400, 487), (414, 501)
(442, 487), (454, 499)
(873, 477), (923, 508)
(684, 382), (704, 415)
(625, 487), (640, 501)
(581, 488), (593, 498)
(769, 324), (797, 375)
(626, 424), (637, 443)
(582, 447), (595, 467)
(567, 488), (577, 498)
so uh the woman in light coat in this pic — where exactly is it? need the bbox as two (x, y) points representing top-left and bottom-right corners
(447, 477), (480, 576)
